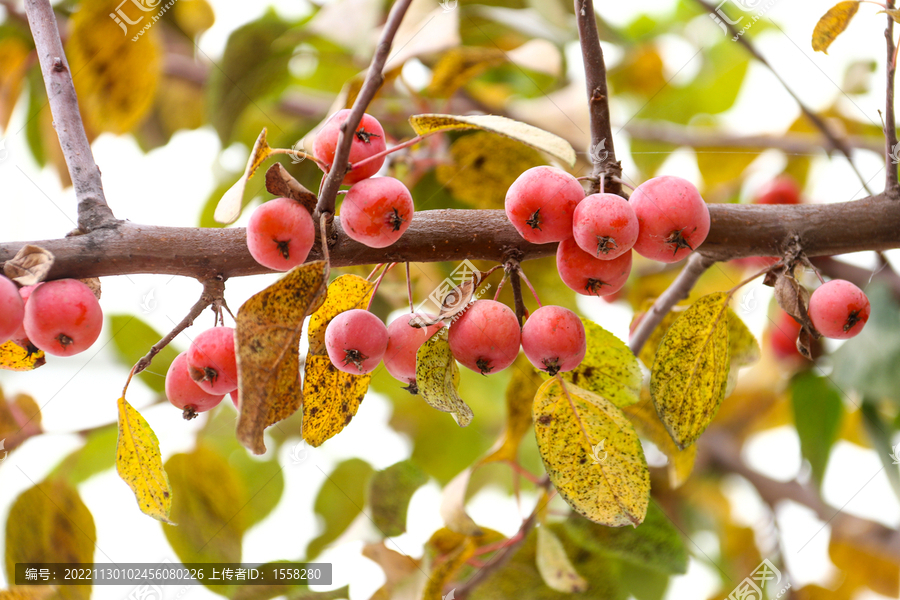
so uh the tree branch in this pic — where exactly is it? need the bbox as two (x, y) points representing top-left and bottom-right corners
(885, 0), (899, 199)
(315, 0), (414, 217)
(574, 0), (621, 195)
(23, 0), (117, 232)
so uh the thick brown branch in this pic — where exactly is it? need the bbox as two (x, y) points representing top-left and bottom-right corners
(315, 0), (414, 217)
(574, 0), (621, 195)
(885, 1), (899, 199)
(23, 0), (116, 232)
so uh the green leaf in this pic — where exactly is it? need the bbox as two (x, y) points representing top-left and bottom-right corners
(307, 458), (375, 559)
(791, 372), (844, 486)
(562, 502), (688, 574)
(536, 526), (588, 592)
(860, 400), (900, 504)
(5, 479), (95, 600)
(415, 329), (473, 427)
(368, 460), (428, 537)
(52, 424), (118, 485)
(409, 113), (577, 166)
(619, 561), (671, 600)
(557, 319), (642, 408)
(533, 378), (649, 526)
(650, 292), (731, 449)
(812, 2), (860, 54)
(109, 315), (179, 394)
(116, 397), (174, 523)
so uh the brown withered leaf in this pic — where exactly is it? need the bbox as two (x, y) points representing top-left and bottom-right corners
(79, 277), (101, 300)
(236, 261), (329, 454)
(774, 270), (817, 336)
(264, 163), (318, 214)
(3, 245), (54, 286)
(409, 276), (480, 328)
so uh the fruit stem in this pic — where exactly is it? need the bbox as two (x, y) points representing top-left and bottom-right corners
(493, 273), (508, 300)
(367, 263), (395, 310)
(367, 263), (385, 281)
(726, 261), (782, 296)
(351, 134), (425, 171)
(611, 176), (636, 192)
(405, 262), (414, 312)
(516, 266), (543, 308)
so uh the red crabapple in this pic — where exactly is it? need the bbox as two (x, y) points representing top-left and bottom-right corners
(11, 284), (39, 350)
(325, 309), (388, 374)
(556, 238), (632, 297)
(448, 300), (521, 375)
(505, 166), (585, 244)
(755, 175), (801, 205)
(23, 279), (102, 357)
(313, 110), (387, 184)
(521, 306), (586, 375)
(247, 197), (315, 271)
(166, 352), (225, 419)
(572, 193), (638, 260)
(0, 275), (24, 344)
(187, 327), (239, 395)
(808, 279), (870, 339)
(340, 177), (414, 248)
(630, 176), (710, 263)
(383, 313), (444, 384)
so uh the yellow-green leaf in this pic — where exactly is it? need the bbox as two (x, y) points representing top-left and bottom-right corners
(5, 479), (95, 600)
(116, 397), (173, 524)
(428, 46), (507, 98)
(812, 1), (860, 54)
(0, 341), (45, 371)
(236, 261), (328, 454)
(557, 319), (642, 408)
(650, 292), (731, 449)
(635, 306), (684, 369)
(409, 113), (577, 167)
(536, 526), (588, 592)
(214, 127), (274, 224)
(422, 536), (477, 600)
(415, 329), (473, 426)
(727, 308), (760, 369)
(533, 378), (650, 526)
(623, 396), (697, 488)
(302, 274), (375, 447)
(481, 354), (544, 464)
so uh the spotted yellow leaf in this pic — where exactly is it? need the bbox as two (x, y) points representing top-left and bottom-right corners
(116, 397), (173, 524)
(214, 128), (274, 224)
(534, 378), (649, 526)
(0, 341), (45, 371)
(650, 292), (731, 449)
(415, 329), (473, 427)
(812, 1), (860, 54)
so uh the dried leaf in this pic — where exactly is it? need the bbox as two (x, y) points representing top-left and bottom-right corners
(0, 341), (45, 371)
(440, 467), (482, 536)
(415, 329), (473, 426)
(264, 163), (318, 214)
(536, 526), (588, 592)
(650, 292), (731, 449)
(812, 2), (860, 54)
(534, 378), (650, 526)
(411, 275), (480, 328)
(3, 245), (54, 285)
(236, 261), (328, 454)
(116, 397), (173, 524)
(214, 128), (274, 224)
(409, 113), (577, 166)
(481, 354), (543, 464)
(79, 277), (101, 300)
(774, 270), (816, 333)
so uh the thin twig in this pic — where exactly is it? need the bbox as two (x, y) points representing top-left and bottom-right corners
(23, 0), (117, 232)
(315, 0), (415, 218)
(885, 0), (899, 199)
(628, 253), (715, 356)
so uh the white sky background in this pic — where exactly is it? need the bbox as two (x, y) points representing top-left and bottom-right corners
(0, 0), (899, 598)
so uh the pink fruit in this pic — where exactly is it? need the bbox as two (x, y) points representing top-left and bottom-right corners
(630, 176), (710, 263)
(325, 309), (388, 374)
(556, 238), (632, 297)
(755, 175), (801, 205)
(23, 279), (103, 357)
(521, 306), (586, 375)
(11, 284), (39, 347)
(383, 313), (444, 384)
(187, 327), (239, 395)
(572, 193), (639, 260)
(166, 352), (225, 419)
(247, 197), (316, 271)
(340, 177), (414, 248)
(313, 110), (387, 184)
(0, 276), (24, 344)
(448, 300), (521, 375)
(505, 166), (585, 244)
(808, 279), (870, 340)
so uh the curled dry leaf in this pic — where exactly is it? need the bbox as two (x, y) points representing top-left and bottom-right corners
(214, 128), (273, 224)
(264, 163), (318, 214)
(3, 244), (54, 286)
(79, 277), (102, 300)
(409, 276), (480, 328)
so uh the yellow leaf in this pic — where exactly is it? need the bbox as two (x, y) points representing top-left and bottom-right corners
(236, 261), (328, 454)
(409, 113), (577, 166)
(623, 396), (697, 488)
(650, 292), (731, 449)
(696, 146), (760, 193)
(481, 354), (544, 464)
(428, 47), (507, 98)
(116, 397), (173, 524)
(302, 274), (375, 447)
(173, 0), (215, 38)
(812, 2), (860, 54)
(536, 526), (588, 592)
(0, 590), (53, 600)
(533, 378), (650, 526)
(636, 305), (685, 369)
(214, 128), (274, 224)
(0, 36), (30, 131)
(558, 319), (642, 408)
(423, 536), (476, 600)
(67, 0), (160, 134)
(830, 538), (899, 597)
(415, 329), (473, 427)
(725, 307), (761, 397)
(0, 341), (45, 371)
